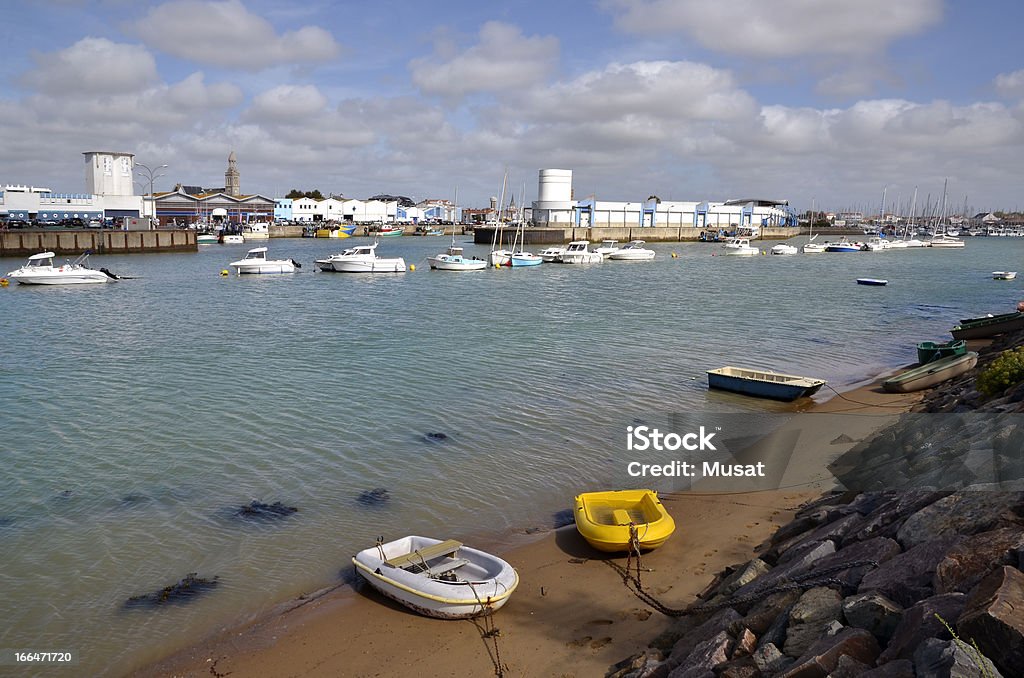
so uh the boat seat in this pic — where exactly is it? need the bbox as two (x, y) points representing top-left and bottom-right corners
(427, 558), (471, 576)
(612, 509), (633, 525)
(385, 540), (462, 569)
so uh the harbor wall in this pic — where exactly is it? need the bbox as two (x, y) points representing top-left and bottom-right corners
(473, 225), (800, 245)
(270, 223), (304, 238)
(0, 229), (197, 256)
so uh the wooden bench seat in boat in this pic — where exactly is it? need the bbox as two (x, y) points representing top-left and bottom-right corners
(426, 557), (470, 576)
(385, 539), (463, 570)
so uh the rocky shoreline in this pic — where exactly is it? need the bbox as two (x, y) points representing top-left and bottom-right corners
(608, 331), (1024, 677)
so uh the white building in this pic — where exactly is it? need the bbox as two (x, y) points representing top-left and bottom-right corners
(530, 168), (797, 232)
(285, 196), (398, 223)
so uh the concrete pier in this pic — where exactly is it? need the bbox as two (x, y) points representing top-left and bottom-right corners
(0, 229), (197, 257)
(473, 225), (800, 245)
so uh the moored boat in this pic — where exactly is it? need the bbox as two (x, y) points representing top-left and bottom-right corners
(706, 366), (826, 401)
(916, 339), (966, 365)
(6, 251), (117, 285)
(882, 352), (978, 393)
(770, 243), (799, 255)
(856, 278), (888, 286)
(427, 244), (487, 271)
(721, 237), (759, 256)
(538, 246), (565, 263)
(950, 312), (1024, 340)
(609, 240), (656, 260)
(352, 536), (518, 619)
(229, 247), (298, 274)
(824, 237), (862, 253)
(557, 241), (603, 264)
(241, 221), (271, 240)
(573, 490), (675, 552)
(377, 225), (404, 237)
(993, 271), (1017, 280)
(316, 243), (406, 273)
(594, 240), (621, 258)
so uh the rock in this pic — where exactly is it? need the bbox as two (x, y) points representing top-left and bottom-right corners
(423, 431), (449, 442)
(732, 628), (757, 658)
(124, 573), (219, 608)
(827, 654), (872, 678)
(955, 565), (1024, 676)
(855, 659), (914, 677)
(757, 600), (793, 651)
(912, 638), (1004, 678)
(667, 630), (731, 678)
(355, 487), (390, 506)
(802, 537), (902, 590)
(733, 542), (836, 599)
(607, 648), (666, 678)
(848, 491), (951, 544)
(858, 537), (960, 608)
(895, 490), (1024, 550)
(712, 559), (771, 598)
(782, 587), (843, 658)
(650, 616), (703, 654)
(777, 627), (880, 678)
(772, 514), (863, 565)
(232, 500), (298, 520)
(713, 656), (760, 678)
(669, 608), (741, 663)
(737, 591), (801, 636)
(842, 592), (903, 642)
(933, 526), (1024, 594)
(752, 643), (792, 674)
(876, 593), (965, 664)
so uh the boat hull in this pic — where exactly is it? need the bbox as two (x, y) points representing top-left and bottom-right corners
(950, 312), (1024, 340)
(427, 255), (487, 271)
(574, 490), (675, 552)
(231, 262), (296, 274)
(882, 352), (978, 393)
(917, 340), (966, 365)
(609, 250), (655, 260)
(856, 279), (888, 286)
(9, 270), (111, 285)
(707, 366), (826, 401)
(509, 253), (543, 267)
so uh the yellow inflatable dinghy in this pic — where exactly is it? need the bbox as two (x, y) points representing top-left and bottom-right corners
(573, 489), (675, 552)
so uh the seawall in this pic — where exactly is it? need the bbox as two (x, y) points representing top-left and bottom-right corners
(0, 229), (198, 256)
(474, 225), (800, 245)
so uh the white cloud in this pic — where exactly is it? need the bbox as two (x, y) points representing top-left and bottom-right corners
(247, 84), (329, 122)
(128, 0), (340, 70)
(23, 37), (158, 95)
(606, 0), (943, 58)
(410, 21), (558, 97)
(995, 70), (1024, 99)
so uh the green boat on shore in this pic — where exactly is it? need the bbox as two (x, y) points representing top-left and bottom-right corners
(916, 339), (967, 365)
(882, 352), (979, 393)
(950, 311), (1024, 340)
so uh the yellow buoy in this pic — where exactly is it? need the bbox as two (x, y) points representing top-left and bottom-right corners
(220, 269), (229, 276)
(409, 264), (415, 271)
(0, 278), (8, 287)
(671, 252), (678, 258)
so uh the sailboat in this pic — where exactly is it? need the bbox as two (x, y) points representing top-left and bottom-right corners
(802, 199), (825, 253)
(488, 172), (513, 267)
(506, 184), (542, 267)
(929, 179), (965, 249)
(428, 188), (487, 271)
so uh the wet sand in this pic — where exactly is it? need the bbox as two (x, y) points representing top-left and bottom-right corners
(135, 376), (923, 678)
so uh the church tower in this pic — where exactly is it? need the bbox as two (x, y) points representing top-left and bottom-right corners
(225, 150), (240, 197)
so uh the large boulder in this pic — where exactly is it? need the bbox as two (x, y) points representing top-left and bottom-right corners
(842, 591), (903, 642)
(895, 490), (1024, 550)
(877, 593), (965, 664)
(912, 637), (1004, 678)
(801, 537), (902, 590)
(782, 587), (843, 658)
(777, 627), (880, 678)
(668, 608), (741, 664)
(667, 630), (731, 678)
(933, 526), (1024, 594)
(858, 537), (960, 607)
(848, 491), (951, 545)
(955, 565), (1024, 676)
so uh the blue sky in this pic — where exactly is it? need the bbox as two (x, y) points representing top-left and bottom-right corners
(3, 0), (1023, 213)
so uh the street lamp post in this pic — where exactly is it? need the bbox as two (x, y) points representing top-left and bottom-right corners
(136, 162), (168, 228)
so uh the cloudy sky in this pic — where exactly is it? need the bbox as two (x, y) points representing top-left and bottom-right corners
(3, 0), (1023, 213)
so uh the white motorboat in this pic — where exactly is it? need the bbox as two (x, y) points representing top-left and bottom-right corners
(993, 271), (1017, 280)
(824, 237), (862, 253)
(221, 233), (244, 244)
(538, 246), (565, 263)
(229, 247), (298, 274)
(929, 234), (965, 249)
(861, 237), (891, 251)
(352, 536), (519, 619)
(594, 240), (621, 258)
(428, 244), (487, 271)
(903, 238), (928, 248)
(316, 243), (406, 273)
(609, 240), (656, 260)
(802, 242), (826, 253)
(557, 241), (603, 264)
(722, 237), (759, 256)
(6, 251), (116, 285)
(241, 221), (271, 240)
(770, 243), (799, 255)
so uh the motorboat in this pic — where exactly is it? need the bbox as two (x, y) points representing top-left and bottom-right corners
(538, 246), (565, 263)
(316, 243), (406, 273)
(707, 366), (826, 401)
(196, 231), (218, 245)
(861, 237), (891, 251)
(824, 237), (862, 253)
(593, 240), (621, 258)
(574, 490), (675, 552)
(377, 225), (404, 237)
(6, 251), (117, 285)
(609, 240), (656, 260)
(770, 243), (799, 255)
(950, 312), (1024, 340)
(856, 278), (888, 286)
(721, 237), (759, 256)
(229, 247), (298, 274)
(557, 241), (603, 264)
(882, 352), (978, 393)
(352, 536), (518, 619)
(802, 241), (826, 254)
(917, 340), (966, 365)
(220, 233), (244, 244)
(427, 244), (487, 271)
(241, 221), (271, 240)
(993, 271), (1017, 280)
(929, 234), (965, 249)
(903, 238), (928, 248)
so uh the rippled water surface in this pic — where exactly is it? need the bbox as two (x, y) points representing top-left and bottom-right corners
(0, 235), (1020, 674)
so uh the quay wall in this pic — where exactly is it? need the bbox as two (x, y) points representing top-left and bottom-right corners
(473, 225), (800, 245)
(0, 230), (197, 257)
(270, 224), (304, 238)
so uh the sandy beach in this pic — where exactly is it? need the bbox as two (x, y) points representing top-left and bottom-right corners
(136, 376), (924, 678)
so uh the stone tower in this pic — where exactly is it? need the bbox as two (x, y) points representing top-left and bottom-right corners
(225, 150), (240, 197)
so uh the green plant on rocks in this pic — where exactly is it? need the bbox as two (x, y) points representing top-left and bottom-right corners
(976, 345), (1024, 396)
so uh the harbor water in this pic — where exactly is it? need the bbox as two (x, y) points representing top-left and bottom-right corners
(0, 236), (1020, 675)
